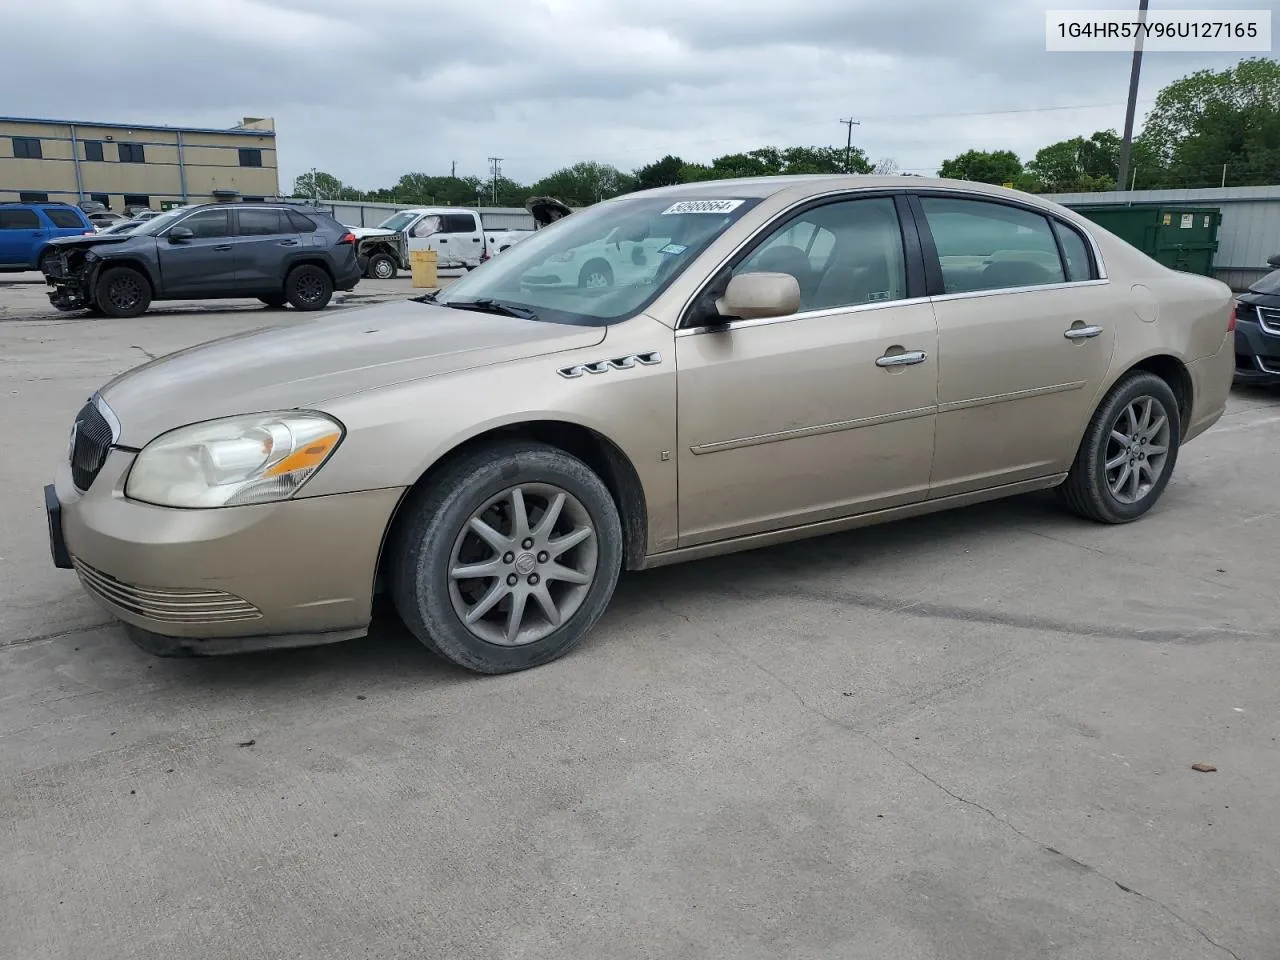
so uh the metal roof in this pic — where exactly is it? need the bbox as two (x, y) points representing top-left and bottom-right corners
(0, 115), (274, 138)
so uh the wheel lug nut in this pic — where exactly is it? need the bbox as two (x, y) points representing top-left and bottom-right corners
(522, 538), (534, 549)
(528, 573), (540, 585)
(537, 551), (549, 563)
(506, 574), (518, 586)
(503, 552), (514, 564)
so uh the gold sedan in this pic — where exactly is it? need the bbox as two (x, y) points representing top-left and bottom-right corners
(46, 176), (1236, 673)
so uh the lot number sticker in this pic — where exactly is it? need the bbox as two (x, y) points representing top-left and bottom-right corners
(661, 200), (744, 215)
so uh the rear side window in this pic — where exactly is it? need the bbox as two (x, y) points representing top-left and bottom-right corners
(444, 214), (478, 233)
(1052, 220), (1096, 282)
(285, 209), (318, 232)
(237, 208), (284, 235)
(919, 196), (1066, 294)
(0, 209), (41, 229)
(44, 208), (87, 228)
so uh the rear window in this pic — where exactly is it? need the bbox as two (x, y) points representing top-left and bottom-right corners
(285, 209), (318, 232)
(0, 209), (41, 229)
(44, 207), (87, 229)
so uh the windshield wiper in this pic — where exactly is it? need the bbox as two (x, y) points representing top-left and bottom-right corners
(442, 298), (539, 320)
(412, 290), (438, 303)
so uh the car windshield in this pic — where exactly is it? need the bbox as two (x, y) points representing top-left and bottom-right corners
(434, 195), (761, 325)
(131, 207), (196, 236)
(378, 211), (419, 232)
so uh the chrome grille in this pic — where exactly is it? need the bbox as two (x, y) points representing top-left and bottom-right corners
(70, 400), (114, 491)
(73, 559), (263, 624)
(1257, 307), (1280, 336)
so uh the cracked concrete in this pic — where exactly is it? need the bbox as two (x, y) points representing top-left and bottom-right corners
(2, 278), (1278, 959)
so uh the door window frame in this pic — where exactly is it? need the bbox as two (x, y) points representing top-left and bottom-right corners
(677, 189), (928, 333)
(903, 190), (1108, 300)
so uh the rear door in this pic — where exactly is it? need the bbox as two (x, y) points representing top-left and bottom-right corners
(231, 207), (299, 293)
(0, 207), (46, 268)
(912, 192), (1116, 497)
(157, 208), (237, 295)
(443, 212), (484, 262)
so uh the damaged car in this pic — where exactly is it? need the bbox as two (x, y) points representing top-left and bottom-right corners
(42, 202), (362, 317)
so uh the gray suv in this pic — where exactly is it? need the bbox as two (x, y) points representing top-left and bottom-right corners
(42, 202), (363, 317)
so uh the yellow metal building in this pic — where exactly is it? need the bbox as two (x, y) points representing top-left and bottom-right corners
(0, 115), (279, 211)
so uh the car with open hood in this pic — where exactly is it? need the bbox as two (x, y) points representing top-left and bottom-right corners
(45, 175), (1235, 674)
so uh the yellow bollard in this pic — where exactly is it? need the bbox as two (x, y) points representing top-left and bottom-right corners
(409, 249), (438, 288)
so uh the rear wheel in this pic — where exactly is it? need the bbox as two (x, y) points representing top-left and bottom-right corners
(1058, 371), (1181, 523)
(94, 267), (152, 318)
(578, 259), (613, 289)
(390, 442), (623, 674)
(285, 264), (333, 311)
(367, 253), (397, 280)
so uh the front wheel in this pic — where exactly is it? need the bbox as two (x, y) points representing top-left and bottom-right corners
(1058, 371), (1181, 523)
(390, 442), (623, 674)
(94, 267), (152, 318)
(285, 264), (333, 311)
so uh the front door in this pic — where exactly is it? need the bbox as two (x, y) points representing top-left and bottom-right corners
(912, 194), (1117, 497)
(676, 195), (939, 547)
(232, 207), (300, 293)
(157, 208), (237, 295)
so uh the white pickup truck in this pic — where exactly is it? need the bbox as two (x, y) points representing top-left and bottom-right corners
(347, 207), (531, 278)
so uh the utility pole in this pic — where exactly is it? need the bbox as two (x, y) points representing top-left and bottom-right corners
(311, 166), (318, 203)
(450, 160), (456, 179)
(487, 156), (503, 205)
(839, 119), (861, 174)
(1116, 0), (1150, 193)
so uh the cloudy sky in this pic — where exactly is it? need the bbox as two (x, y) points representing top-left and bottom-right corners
(2, 0), (1259, 192)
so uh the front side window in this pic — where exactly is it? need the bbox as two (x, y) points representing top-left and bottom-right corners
(920, 196), (1066, 294)
(732, 196), (907, 312)
(178, 209), (230, 239)
(412, 215), (442, 238)
(435, 195), (761, 326)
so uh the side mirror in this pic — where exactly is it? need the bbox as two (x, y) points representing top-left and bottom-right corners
(168, 226), (194, 243)
(716, 272), (801, 320)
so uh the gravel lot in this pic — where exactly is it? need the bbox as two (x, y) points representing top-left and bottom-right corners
(2, 271), (1278, 959)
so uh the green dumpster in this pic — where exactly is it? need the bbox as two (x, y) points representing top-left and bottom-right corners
(1066, 203), (1222, 277)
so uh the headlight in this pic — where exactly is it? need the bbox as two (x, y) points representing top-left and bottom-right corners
(125, 411), (344, 508)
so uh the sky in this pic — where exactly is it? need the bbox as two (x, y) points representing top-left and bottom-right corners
(1, 0), (1264, 193)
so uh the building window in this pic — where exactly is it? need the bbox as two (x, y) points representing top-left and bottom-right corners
(84, 140), (104, 162)
(242, 196), (265, 202)
(90, 193), (110, 209)
(238, 148), (263, 167)
(117, 142), (146, 163)
(12, 137), (43, 159)
(19, 191), (50, 202)
(123, 194), (150, 210)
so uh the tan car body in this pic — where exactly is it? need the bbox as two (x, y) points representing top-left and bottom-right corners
(52, 175), (1235, 650)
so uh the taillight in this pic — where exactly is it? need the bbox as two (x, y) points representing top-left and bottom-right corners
(1229, 301), (1240, 332)
(337, 232), (356, 245)
(82, 230), (94, 236)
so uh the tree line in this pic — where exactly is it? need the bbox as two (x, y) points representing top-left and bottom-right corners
(294, 57), (1279, 208)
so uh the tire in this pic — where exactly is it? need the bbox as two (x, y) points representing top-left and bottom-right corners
(258, 294), (287, 308)
(390, 441), (623, 674)
(38, 250), (58, 275)
(94, 267), (152, 318)
(285, 264), (333, 311)
(578, 259), (613, 289)
(367, 253), (397, 280)
(1058, 371), (1181, 524)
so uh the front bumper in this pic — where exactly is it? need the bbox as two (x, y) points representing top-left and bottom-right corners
(1233, 319), (1280, 384)
(49, 450), (404, 652)
(43, 254), (99, 311)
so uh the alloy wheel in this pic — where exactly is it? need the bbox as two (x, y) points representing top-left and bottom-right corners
(1105, 395), (1171, 504)
(107, 276), (142, 311)
(447, 483), (598, 646)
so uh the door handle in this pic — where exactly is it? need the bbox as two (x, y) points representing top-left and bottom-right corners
(876, 350), (928, 367)
(278, 239), (298, 246)
(437, 238), (448, 243)
(1064, 325), (1103, 340)
(212, 244), (233, 251)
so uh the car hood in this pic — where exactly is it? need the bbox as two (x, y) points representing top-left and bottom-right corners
(98, 300), (606, 446)
(1244, 268), (1280, 298)
(47, 233), (137, 251)
(525, 196), (573, 228)
(348, 226), (396, 239)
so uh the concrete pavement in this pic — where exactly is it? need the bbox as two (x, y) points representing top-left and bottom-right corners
(2, 278), (1277, 959)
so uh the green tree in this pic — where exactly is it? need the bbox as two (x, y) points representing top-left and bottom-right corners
(1137, 57), (1280, 187)
(634, 155), (686, 190)
(530, 161), (631, 206)
(937, 149), (1024, 184)
(673, 144), (869, 183)
(292, 170), (354, 200)
(1025, 131), (1130, 192)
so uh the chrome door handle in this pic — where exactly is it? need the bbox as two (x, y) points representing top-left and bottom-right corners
(876, 350), (928, 367)
(212, 244), (233, 251)
(1064, 325), (1103, 340)
(278, 239), (298, 246)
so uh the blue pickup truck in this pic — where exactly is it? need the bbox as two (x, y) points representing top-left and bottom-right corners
(0, 202), (96, 272)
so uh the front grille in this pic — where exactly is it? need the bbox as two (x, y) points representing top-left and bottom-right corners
(70, 400), (113, 491)
(73, 559), (263, 624)
(1258, 307), (1280, 336)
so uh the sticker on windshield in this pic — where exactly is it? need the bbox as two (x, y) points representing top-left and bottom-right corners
(661, 200), (744, 215)
(658, 243), (688, 255)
